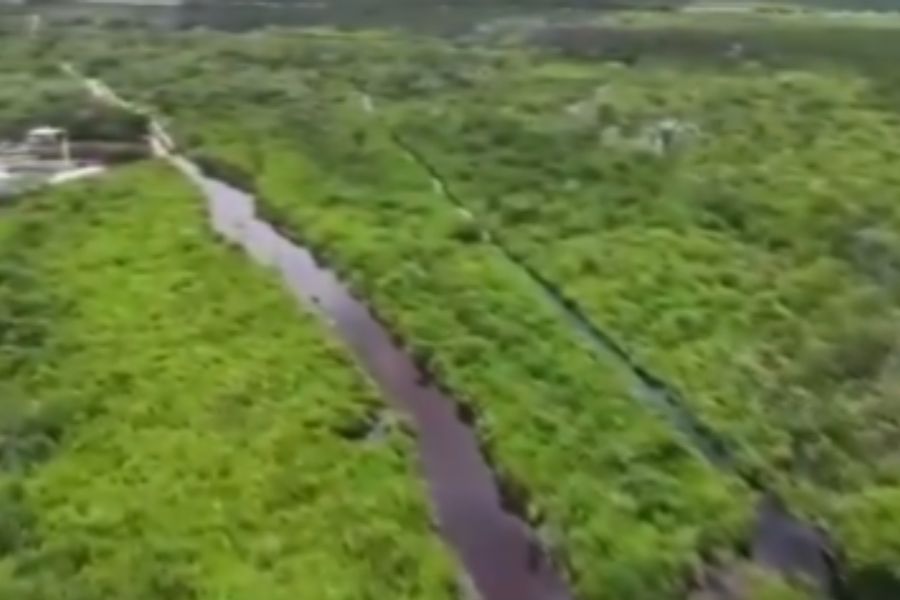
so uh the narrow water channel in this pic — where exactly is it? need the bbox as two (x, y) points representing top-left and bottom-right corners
(169, 156), (573, 600)
(59, 62), (572, 600)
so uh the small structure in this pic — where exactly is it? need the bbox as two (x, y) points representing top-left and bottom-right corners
(25, 126), (71, 165)
(0, 126), (106, 198)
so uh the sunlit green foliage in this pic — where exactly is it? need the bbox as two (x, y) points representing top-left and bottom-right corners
(0, 164), (455, 600)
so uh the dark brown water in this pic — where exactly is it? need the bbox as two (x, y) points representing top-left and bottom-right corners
(753, 494), (838, 598)
(171, 156), (571, 600)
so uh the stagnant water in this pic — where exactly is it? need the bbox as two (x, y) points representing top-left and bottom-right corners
(169, 156), (572, 600)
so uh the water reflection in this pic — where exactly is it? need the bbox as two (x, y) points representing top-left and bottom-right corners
(175, 157), (573, 600)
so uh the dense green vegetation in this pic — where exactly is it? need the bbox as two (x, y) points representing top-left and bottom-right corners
(211, 123), (754, 600)
(3, 5), (900, 598)
(379, 18), (900, 584)
(0, 69), (144, 140)
(50, 31), (768, 600)
(366, 19), (900, 583)
(46, 14), (900, 592)
(0, 164), (456, 599)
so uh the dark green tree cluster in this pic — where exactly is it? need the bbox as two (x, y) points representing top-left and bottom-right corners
(0, 73), (145, 141)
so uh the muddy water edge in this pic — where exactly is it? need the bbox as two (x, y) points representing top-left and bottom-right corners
(168, 156), (573, 600)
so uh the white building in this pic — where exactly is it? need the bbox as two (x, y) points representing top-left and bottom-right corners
(25, 126), (71, 165)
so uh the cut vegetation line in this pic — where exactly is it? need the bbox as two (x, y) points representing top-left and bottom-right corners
(391, 129), (732, 468)
(386, 125), (841, 599)
(354, 81), (731, 470)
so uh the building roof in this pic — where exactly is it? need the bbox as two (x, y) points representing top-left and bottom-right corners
(27, 126), (66, 137)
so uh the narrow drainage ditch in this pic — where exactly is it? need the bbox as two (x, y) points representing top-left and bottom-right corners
(392, 132), (732, 468)
(167, 154), (574, 600)
(388, 130), (845, 599)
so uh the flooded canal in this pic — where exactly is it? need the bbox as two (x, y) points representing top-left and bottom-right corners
(169, 156), (573, 600)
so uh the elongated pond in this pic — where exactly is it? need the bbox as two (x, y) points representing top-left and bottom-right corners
(169, 156), (572, 600)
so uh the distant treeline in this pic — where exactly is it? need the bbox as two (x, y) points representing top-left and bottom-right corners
(180, 0), (692, 9)
(12, 0), (900, 10)
(790, 0), (900, 8)
(175, 0), (900, 8)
